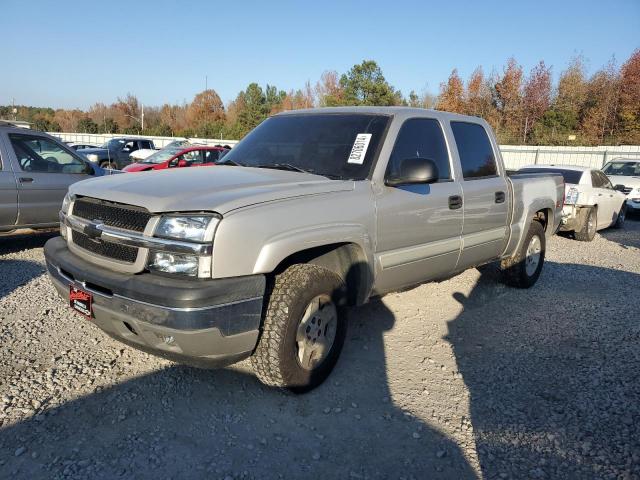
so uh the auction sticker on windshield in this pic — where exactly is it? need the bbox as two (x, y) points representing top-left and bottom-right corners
(347, 133), (372, 165)
(70, 286), (93, 318)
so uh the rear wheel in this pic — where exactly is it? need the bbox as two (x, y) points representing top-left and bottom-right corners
(100, 161), (114, 170)
(251, 264), (347, 393)
(575, 207), (597, 241)
(613, 203), (627, 229)
(500, 220), (545, 288)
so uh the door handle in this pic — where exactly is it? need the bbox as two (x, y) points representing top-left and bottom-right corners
(19, 177), (34, 183)
(495, 191), (506, 203)
(448, 195), (462, 210)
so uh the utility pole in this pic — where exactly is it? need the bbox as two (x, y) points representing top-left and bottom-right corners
(11, 98), (17, 120)
(141, 103), (144, 132)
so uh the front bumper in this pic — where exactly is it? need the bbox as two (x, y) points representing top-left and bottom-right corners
(626, 199), (640, 212)
(44, 237), (265, 368)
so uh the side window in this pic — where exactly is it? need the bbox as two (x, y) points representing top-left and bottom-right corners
(598, 171), (612, 189)
(124, 141), (137, 152)
(203, 150), (220, 164)
(450, 122), (498, 180)
(139, 141), (152, 150)
(590, 171), (604, 188)
(183, 150), (202, 165)
(386, 118), (451, 181)
(8, 134), (89, 174)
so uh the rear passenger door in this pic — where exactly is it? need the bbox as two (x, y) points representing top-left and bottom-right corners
(452, 121), (510, 269)
(374, 117), (463, 293)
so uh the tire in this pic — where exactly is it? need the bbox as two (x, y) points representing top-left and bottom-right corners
(574, 206), (597, 242)
(613, 203), (627, 229)
(100, 161), (113, 170)
(500, 220), (545, 289)
(250, 264), (347, 393)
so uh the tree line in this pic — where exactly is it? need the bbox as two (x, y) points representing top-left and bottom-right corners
(1, 49), (638, 145)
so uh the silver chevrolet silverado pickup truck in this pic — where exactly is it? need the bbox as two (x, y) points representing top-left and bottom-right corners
(44, 107), (564, 392)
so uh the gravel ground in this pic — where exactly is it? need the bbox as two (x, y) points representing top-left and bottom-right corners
(0, 218), (638, 480)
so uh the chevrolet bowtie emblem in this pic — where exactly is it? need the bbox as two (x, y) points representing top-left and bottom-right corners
(83, 221), (103, 241)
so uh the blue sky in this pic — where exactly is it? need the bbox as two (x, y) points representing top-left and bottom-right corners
(3, 0), (638, 109)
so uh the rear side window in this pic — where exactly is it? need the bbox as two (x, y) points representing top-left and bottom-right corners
(387, 118), (451, 181)
(590, 171), (604, 188)
(451, 122), (497, 179)
(593, 170), (612, 189)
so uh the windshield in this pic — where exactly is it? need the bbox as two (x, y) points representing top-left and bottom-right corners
(164, 140), (190, 149)
(519, 167), (584, 184)
(100, 139), (124, 149)
(143, 147), (182, 164)
(220, 113), (391, 180)
(602, 161), (640, 176)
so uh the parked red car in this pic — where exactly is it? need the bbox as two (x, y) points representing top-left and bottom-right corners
(122, 145), (229, 172)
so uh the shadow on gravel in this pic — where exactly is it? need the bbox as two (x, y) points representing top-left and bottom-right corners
(0, 232), (53, 300)
(0, 231), (58, 256)
(448, 262), (640, 479)
(0, 299), (476, 479)
(600, 214), (640, 249)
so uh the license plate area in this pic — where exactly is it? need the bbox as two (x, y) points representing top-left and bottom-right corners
(69, 286), (93, 318)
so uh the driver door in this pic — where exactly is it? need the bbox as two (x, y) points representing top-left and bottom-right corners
(7, 133), (93, 226)
(374, 118), (463, 294)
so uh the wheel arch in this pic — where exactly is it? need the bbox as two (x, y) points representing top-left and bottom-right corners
(271, 242), (373, 306)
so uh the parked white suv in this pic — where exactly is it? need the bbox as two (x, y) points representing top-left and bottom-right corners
(602, 158), (640, 214)
(519, 165), (627, 241)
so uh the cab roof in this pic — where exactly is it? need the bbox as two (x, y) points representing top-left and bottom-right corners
(274, 106), (487, 123)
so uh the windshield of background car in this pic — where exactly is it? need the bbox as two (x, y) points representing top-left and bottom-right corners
(220, 114), (391, 180)
(602, 161), (640, 176)
(518, 168), (584, 184)
(100, 139), (124, 149)
(144, 147), (182, 164)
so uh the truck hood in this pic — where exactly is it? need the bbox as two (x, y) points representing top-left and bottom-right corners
(77, 147), (107, 156)
(607, 175), (640, 189)
(69, 166), (354, 214)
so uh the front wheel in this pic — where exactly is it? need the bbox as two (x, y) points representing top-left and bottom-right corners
(613, 203), (627, 229)
(500, 220), (546, 288)
(250, 264), (347, 393)
(100, 161), (114, 170)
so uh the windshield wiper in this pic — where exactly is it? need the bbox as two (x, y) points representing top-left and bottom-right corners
(254, 163), (344, 180)
(254, 163), (308, 174)
(218, 159), (245, 167)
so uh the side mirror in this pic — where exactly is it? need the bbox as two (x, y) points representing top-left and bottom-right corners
(177, 159), (189, 168)
(385, 158), (439, 187)
(614, 184), (626, 192)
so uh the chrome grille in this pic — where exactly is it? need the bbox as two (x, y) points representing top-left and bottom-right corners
(72, 230), (138, 263)
(73, 197), (151, 232)
(622, 186), (632, 194)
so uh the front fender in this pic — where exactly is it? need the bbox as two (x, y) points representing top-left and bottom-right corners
(252, 223), (373, 274)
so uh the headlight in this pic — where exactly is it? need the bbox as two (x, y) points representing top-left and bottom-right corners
(148, 252), (201, 276)
(86, 154), (99, 162)
(565, 187), (579, 205)
(61, 192), (72, 214)
(155, 215), (220, 242)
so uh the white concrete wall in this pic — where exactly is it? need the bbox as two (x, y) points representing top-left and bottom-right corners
(50, 132), (239, 149)
(500, 145), (640, 170)
(50, 131), (640, 169)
